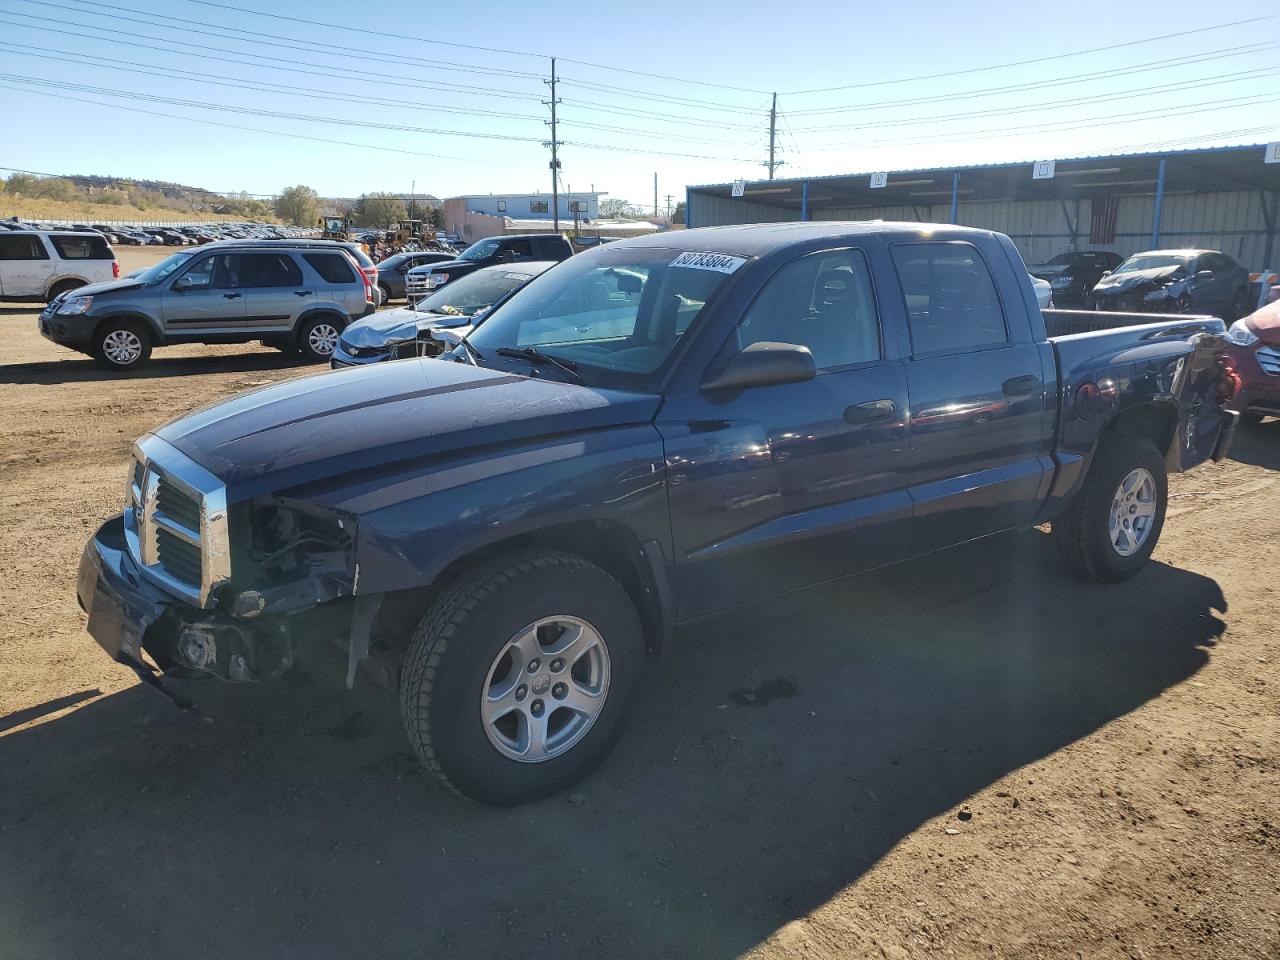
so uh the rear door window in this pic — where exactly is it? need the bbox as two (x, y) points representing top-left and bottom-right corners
(241, 253), (304, 288)
(50, 234), (112, 259)
(506, 239), (534, 261)
(303, 253), (356, 284)
(0, 234), (49, 260)
(890, 242), (1008, 356)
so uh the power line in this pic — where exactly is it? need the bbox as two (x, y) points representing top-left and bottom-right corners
(786, 67), (1279, 135)
(0, 15), (543, 102)
(11, 0), (543, 81)
(0, 42), (545, 122)
(784, 13), (1277, 94)
(172, 0), (771, 95)
(799, 92), (1276, 152)
(787, 41), (1277, 115)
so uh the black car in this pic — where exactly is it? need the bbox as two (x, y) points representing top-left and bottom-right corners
(1028, 250), (1122, 307)
(1091, 249), (1252, 319)
(405, 233), (574, 299)
(374, 251), (456, 302)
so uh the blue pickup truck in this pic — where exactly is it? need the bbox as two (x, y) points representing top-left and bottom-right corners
(77, 223), (1237, 804)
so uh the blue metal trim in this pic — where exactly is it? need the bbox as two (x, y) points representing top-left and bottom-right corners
(1151, 157), (1167, 247)
(1263, 190), (1277, 269)
(949, 172), (960, 224)
(685, 187), (692, 229)
(800, 180), (810, 222)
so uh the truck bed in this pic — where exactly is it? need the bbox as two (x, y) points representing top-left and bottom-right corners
(1042, 308), (1223, 339)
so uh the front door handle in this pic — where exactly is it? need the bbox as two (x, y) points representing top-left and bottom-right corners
(294, 290), (313, 297)
(844, 398), (897, 424)
(1002, 375), (1039, 398)
(223, 292), (241, 299)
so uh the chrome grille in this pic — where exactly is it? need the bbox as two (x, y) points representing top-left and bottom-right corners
(1257, 346), (1280, 377)
(124, 435), (230, 607)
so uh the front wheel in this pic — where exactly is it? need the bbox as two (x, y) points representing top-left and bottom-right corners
(400, 550), (645, 805)
(297, 315), (343, 362)
(1053, 435), (1168, 582)
(92, 319), (152, 371)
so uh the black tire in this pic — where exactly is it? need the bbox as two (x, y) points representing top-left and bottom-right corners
(378, 283), (393, 304)
(296, 314), (344, 363)
(400, 550), (645, 805)
(1226, 287), (1252, 323)
(92, 319), (152, 371)
(47, 279), (85, 304)
(1053, 434), (1168, 583)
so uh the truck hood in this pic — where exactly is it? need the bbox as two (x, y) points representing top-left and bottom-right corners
(1093, 266), (1184, 294)
(153, 359), (661, 502)
(407, 259), (468, 276)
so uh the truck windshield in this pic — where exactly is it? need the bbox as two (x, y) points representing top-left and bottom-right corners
(136, 251), (195, 282)
(1116, 254), (1190, 273)
(417, 267), (538, 317)
(467, 246), (741, 388)
(458, 238), (501, 262)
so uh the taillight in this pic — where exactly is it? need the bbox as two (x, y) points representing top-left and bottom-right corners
(360, 266), (375, 301)
(1216, 356), (1241, 403)
(112, 260), (120, 278)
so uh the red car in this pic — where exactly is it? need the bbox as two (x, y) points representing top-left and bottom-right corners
(1225, 285), (1280, 425)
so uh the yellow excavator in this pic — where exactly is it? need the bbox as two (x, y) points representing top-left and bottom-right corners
(319, 216), (351, 241)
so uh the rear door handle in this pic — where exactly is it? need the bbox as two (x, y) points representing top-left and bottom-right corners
(223, 292), (241, 299)
(1002, 375), (1040, 397)
(844, 398), (897, 424)
(294, 290), (313, 297)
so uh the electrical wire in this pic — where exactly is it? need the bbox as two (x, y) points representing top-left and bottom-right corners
(785, 13), (1277, 94)
(786, 41), (1277, 115)
(0, 15), (543, 102)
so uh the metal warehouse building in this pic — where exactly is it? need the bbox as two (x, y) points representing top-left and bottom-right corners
(687, 144), (1280, 271)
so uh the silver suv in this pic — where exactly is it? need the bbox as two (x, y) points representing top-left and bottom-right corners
(39, 242), (375, 370)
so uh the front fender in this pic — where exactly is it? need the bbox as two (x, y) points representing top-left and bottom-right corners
(331, 426), (671, 596)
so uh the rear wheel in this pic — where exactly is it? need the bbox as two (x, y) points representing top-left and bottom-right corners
(1053, 434), (1168, 582)
(47, 279), (85, 304)
(378, 283), (393, 304)
(297, 314), (343, 362)
(92, 319), (152, 371)
(400, 550), (644, 805)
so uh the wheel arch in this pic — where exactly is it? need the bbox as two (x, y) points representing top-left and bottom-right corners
(367, 519), (672, 665)
(92, 311), (162, 344)
(1098, 400), (1178, 460)
(44, 275), (90, 298)
(292, 307), (349, 344)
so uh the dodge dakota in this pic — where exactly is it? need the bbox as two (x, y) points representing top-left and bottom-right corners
(77, 223), (1238, 804)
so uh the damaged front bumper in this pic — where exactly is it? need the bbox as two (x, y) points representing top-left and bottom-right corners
(78, 514), (307, 683)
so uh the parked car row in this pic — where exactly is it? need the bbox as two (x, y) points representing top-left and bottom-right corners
(1030, 248), (1253, 320)
(2, 218), (316, 248)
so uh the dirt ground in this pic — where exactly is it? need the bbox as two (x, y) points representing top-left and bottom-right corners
(1, 248), (1277, 959)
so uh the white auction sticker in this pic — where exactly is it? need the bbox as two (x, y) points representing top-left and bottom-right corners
(670, 251), (747, 274)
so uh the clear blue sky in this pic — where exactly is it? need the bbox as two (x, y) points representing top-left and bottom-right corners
(1, 0), (1277, 208)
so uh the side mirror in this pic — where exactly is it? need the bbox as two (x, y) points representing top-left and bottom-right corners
(701, 342), (817, 393)
(171, 276), (191, 292)
(1101, 270), (1111, 278)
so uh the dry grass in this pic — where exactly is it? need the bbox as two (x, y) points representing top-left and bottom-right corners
(2, 196), (276, 224)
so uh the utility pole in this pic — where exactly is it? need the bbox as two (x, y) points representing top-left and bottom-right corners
(654, 172), (659, 219)
(665, 194), (674, 220)
(768, 92), (778, 180)
(409, 179), (416, 221)
(545, 57), (562, 233)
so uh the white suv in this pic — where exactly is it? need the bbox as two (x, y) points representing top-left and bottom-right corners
(0, 230), (120, 303)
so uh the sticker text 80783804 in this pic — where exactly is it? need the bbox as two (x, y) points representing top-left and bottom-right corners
(670, 251), (748, 275)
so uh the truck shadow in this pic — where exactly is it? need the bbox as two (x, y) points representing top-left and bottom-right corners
(1227, 419), (1280, 471)
(0, 532), (1225, 960)
(0, 351), (316, 384)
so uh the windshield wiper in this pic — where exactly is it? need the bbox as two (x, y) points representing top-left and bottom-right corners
(496, 346), (582, 382)
(457, 337), (483, 365)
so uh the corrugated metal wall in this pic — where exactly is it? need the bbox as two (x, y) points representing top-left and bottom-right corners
(690, 188), (1277, 269)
